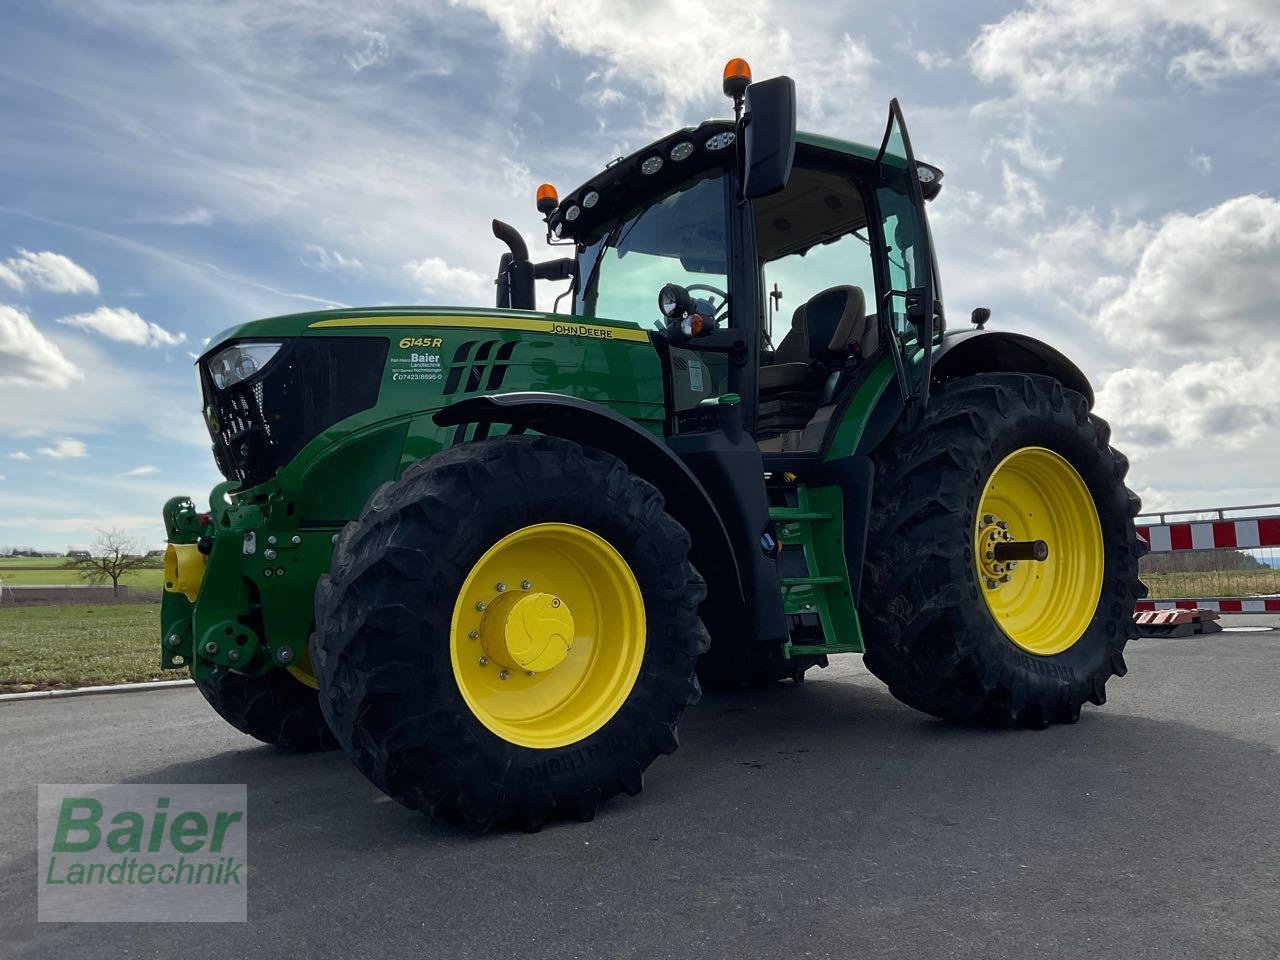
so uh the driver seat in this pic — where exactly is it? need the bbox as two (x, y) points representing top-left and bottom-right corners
(757, 286), (871, 440)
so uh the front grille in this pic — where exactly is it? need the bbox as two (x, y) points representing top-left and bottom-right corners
(203, 337), (389, 487)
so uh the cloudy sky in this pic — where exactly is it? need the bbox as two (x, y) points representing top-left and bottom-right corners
(1, 0), (1278, 549)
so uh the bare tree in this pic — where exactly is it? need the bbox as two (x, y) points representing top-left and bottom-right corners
(68, 529), (150, 597)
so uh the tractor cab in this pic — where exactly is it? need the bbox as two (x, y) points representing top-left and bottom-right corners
(504, 62), (943, 458)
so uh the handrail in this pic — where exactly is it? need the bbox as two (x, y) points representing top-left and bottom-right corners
(1135, 502), (1280, 525)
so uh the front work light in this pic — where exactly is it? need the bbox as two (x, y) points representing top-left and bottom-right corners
(658, 283), (694, 319)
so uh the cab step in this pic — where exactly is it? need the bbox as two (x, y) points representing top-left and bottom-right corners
(769, 484), (863, 656)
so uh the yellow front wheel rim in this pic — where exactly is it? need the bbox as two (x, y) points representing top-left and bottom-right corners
(450, 523), (646, 750)
(975, 447), (1104, 656)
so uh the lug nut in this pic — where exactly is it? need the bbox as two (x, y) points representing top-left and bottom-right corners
(468, 630), (479, 639)
(276, 647), (294, 664)
(525, 670), (535, 677)
(499, 670), (510, 681)
(167, 634), (181, 647)
(264, 548), (277, 560)
(204, 641), (218, 655)
(985, 579), (998, 590)
(997, 520), (1009, 530)
(982, 514), (995, 525)
(496, 582), (506, 592)
(267, 535), (277, 545)
(227, 649), (240, 662)
(521, 580), (532, 590)
(478, 656), (489, 666)
(1001, 575), (1010, 583)
(475, 600), (486, 612)
(551, 598), (560, 607)
(291, 535), (301, 545)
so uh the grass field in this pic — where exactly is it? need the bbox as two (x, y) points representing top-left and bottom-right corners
(1140, 570), (1280, 599)
(0, 560), (164, 589)
(0, 603), (170, 692)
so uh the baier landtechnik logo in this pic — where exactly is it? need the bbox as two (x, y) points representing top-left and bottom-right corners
(37, 784), (247, 922)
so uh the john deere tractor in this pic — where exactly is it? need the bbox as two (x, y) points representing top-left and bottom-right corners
(161, 61), (1146, 829)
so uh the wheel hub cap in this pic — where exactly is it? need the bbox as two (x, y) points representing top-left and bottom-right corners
(480, 591), (575, 674)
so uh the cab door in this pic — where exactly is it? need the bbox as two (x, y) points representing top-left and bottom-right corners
(873, 99), (938, 420)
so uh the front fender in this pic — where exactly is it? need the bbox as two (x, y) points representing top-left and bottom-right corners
(434, 393), (746, 612)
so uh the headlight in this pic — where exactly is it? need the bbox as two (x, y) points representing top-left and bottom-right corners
(207, 342), (282, 390)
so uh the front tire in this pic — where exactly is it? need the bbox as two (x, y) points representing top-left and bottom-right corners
(861, 373), (1147, 727)
(192, 667), (337, 751)
(311, 435), (708, 830)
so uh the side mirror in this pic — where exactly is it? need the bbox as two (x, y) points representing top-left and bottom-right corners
(742, 76), (796, 199)
(971, 307), (991, 329)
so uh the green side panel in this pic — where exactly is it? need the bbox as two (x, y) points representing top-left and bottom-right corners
(823, 354), (896, 461)
(293, 420), (409, 523)
(771, 485), (863, 656)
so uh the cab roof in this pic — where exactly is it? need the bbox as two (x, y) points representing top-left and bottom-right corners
(548, 121), (923, 245)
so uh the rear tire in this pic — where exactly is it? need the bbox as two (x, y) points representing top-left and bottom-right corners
(193, 668), (337, 751)
(861, 373), (1147, 727)
(311, 435), (708, 831)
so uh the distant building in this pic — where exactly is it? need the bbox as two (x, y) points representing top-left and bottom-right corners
(66, 550), (90, 559)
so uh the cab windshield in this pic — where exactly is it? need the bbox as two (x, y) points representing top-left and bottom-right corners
(574, 171), (729, 325)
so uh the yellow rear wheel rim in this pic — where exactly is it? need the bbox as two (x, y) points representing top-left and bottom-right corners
(975, 447), (1104, 656)
(450, 523), (646, 750)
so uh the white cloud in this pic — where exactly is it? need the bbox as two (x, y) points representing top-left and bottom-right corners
(56, 306), (187, 348)
(454, 0), (791, 108)
(969, 0), (1280, 101)
(37, 438), (88, 459)
(1188, 151), (1213, 174)
(983, 113), (1063, 175)
(913, 50), (953, 71)
(345, 29), (391, 72)
(1096, 355), (1280, 452)
(986, 162), (1045, 228)
(303, 246), (365, 273)
(1092, 193), (1280, 487)
(1093, 194), (1280, 353)
(406, 256), (492, 305)
(156, 207), (215, 225)
(9, 451), (32, 460)
(0, 249), (100, 295)
(121, 465), (159, 476)
(0, 305), (84, 388)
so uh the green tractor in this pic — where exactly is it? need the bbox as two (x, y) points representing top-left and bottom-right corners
(161, 61), (1146, 829)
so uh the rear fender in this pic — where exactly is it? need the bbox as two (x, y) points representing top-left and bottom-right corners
(929, 330), (1094, 406)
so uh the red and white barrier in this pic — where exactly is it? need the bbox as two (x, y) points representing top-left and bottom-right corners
(1135, 598), (1280, 613)
(1133, 503), (1280, 616)
(1135, 517), (1280, 553)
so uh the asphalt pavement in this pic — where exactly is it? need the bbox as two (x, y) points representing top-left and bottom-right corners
(3, 616), (1278, 959)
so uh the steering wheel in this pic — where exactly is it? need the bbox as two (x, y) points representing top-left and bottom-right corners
(686, 283), (730, 322)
